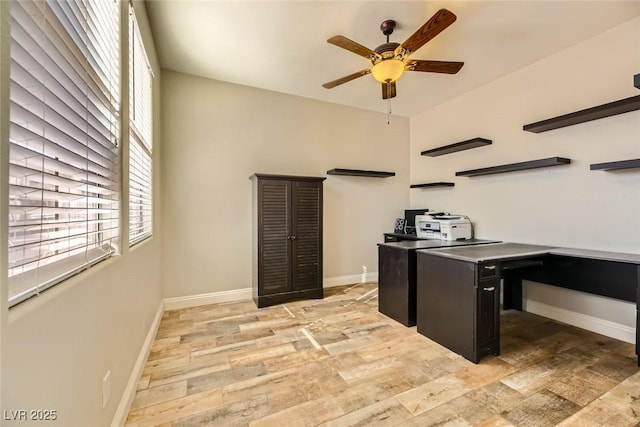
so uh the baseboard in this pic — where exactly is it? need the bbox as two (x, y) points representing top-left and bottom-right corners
(164, 288), (253, 310)
(323, 272), (378, 288)
(111, 301), (164, 427)
(162, 273), (380, 311)
(524, 299), (635, 344)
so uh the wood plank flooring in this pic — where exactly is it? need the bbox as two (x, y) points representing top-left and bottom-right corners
(126, 283), (640, 426)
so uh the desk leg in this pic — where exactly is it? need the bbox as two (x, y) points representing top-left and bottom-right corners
(503, 275), (523, 311)
(636, 266), (639, 366)
(636, 309), (639, 367)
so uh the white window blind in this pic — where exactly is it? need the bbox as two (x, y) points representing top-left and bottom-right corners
(128, 5), (152, 246)
(8, 0), (120, 306)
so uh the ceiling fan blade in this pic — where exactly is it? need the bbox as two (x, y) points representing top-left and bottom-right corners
(327, 35), (380, 60)
(382, 81), (397, 100)
(399, 9), (457, 56)
(406, 60), (464, 74)
(322, 69), (371, 89)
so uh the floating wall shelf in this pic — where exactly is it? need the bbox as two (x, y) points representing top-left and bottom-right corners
(590, 159), (640, 171)
(523, 95), (640, 133)
(635, 74), (639, 90)
(456, 157), (571, 177)
(410, 182), (455, 189)
(421, 137), (492, 157)
(326, 168), (395, 178)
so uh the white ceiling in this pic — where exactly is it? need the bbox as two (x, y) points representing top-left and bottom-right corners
(145, 1), (640, 118)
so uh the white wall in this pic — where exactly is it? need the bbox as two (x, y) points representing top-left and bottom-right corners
(0, 2), (163, 426)
(410, 17), (640, 339)
(161, 71), (409, 298)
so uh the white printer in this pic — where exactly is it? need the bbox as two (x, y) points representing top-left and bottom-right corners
(415, 213), (472, 240)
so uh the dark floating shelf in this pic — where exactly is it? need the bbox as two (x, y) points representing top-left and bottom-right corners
(523, 95), (640, 133)
(410, 182), (455, 189)
(590, 158), (640, 171)
(421, 137), (492, 157)
(634, 74), (639, 90)
(456, 157), (571, 177)
(326, 168), (395, 178)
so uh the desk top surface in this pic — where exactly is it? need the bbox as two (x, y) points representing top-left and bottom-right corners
(419, 243), (556, 263)
(550, 247), (640, 264)
(418, 242), (640, 265)
(379, 239), (500, 251)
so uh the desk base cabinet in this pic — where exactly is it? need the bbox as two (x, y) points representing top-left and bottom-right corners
(378, 245), (417, 326)
(417, 252), (500, 363)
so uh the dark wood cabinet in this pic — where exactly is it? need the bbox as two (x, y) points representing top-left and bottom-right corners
(251, 174), (325, 308)
(417, 253), (500, 363)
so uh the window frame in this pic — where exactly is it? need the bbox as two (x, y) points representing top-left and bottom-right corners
(128, 4), (153, 247)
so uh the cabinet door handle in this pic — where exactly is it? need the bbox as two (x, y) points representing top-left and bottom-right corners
(483, 286), (496, 292)
(291, 236), (297, 240)
(484, 265), (496, 270)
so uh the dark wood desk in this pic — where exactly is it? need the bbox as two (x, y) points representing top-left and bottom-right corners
(416, 243), (640, 365)
(377, 239), (499, 326)
(505, 248), (640, 365)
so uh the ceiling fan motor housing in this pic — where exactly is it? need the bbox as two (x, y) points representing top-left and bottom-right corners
(374, 42), (400, 59)
(375, 19), (400, 61)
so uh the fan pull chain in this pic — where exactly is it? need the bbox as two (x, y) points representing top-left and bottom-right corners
(387, 86), (392, 125)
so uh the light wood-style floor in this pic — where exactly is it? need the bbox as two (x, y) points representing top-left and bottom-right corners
(125, 283), (640, 426)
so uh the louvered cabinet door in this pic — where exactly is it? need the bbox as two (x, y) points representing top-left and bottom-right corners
(291, 181), (323, 291)
(257, 179), (291, 295)
(252, 174), (325, 308)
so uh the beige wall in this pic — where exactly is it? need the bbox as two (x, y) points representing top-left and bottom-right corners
(161, 71), (409, 298)
(0, 6), (638, 427)
(0, 2), (163, 425)
(410, 17), (640, 337)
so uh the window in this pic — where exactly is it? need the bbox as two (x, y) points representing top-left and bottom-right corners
(128, 6), (153, 246)
(8, 0), (120, 306)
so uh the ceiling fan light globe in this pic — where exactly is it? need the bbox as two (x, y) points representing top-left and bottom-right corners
(371, 59), (405, 83)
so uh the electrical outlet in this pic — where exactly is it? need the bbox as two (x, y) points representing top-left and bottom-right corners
(102, 370), (111, 408)
(361, 266), (367, 283)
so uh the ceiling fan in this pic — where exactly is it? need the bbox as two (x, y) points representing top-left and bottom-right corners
(322, 9), (464, 100)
